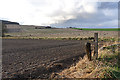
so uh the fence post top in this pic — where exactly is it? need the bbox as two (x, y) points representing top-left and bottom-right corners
(85, 42), (91, 45)
(94, 33), (98, 34)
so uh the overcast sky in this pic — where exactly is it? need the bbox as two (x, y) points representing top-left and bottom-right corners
(0, 0), (119, 28)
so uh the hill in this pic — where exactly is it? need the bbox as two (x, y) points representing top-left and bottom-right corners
(0, 20), (19, 25)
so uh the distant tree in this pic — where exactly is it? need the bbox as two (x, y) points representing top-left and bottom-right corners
(69, 27), (72, 28)
(45, 26), (51, 29)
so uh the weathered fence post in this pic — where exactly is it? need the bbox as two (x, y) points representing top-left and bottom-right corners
(94, 33), (98, 59)
(0, 21), (2, 37)
(0, 21), (6, 37)
(85, 42), (91, 61)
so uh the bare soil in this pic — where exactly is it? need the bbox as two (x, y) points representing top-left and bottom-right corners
(2, 39), (89, 79)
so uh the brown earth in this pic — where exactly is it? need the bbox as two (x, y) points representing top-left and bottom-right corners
(2, 39), (91, 79)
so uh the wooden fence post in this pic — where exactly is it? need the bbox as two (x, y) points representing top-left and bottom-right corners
(0, 21), (2, 37)
(85, 42), (91, 61)
(94, 33), (98, 59)
(0, 21), (6, 37)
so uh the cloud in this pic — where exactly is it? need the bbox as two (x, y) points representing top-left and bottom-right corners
(0, 0), (118, 28)
(98, 2), (118, 9)
(0, 0), (98, 25)
(27, 0), (98, 25)
(51, 6), (118, 28)
(0, 0), (34, 24)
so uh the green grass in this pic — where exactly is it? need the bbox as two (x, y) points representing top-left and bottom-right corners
(98, 44), (120, 78)
(98, 38), (118, 42)
(73, 28), (120, 31)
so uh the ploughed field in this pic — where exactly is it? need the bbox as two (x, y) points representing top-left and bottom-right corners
(2, 39), (88, 78)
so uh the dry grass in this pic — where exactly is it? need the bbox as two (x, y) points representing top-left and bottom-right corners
(54, 41), (120, 78)
(55, 55), (103, 78)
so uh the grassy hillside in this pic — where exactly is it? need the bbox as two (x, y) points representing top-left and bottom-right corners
(73, 28), (120, 31)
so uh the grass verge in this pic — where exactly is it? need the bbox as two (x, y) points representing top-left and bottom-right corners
(54, 42), (120, 78)
(1, 36), (119, 42)
(2, 36), (94, 41)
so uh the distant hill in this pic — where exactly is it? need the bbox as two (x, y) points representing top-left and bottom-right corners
(0, 20), (19, 25)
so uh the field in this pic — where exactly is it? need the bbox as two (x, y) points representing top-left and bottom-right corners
(2, 39), (90, 78)
(72, 28), (120, 31)
(2, 25), (120, 79)
(3, 25), (118, 38)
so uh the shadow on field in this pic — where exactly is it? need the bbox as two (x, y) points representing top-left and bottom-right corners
(12, 52), (86, 79)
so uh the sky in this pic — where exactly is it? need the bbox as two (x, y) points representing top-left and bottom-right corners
(0, 0), (119, 28)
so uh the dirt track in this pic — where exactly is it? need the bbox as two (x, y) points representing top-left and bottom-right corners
(2, 39), (89, 78)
